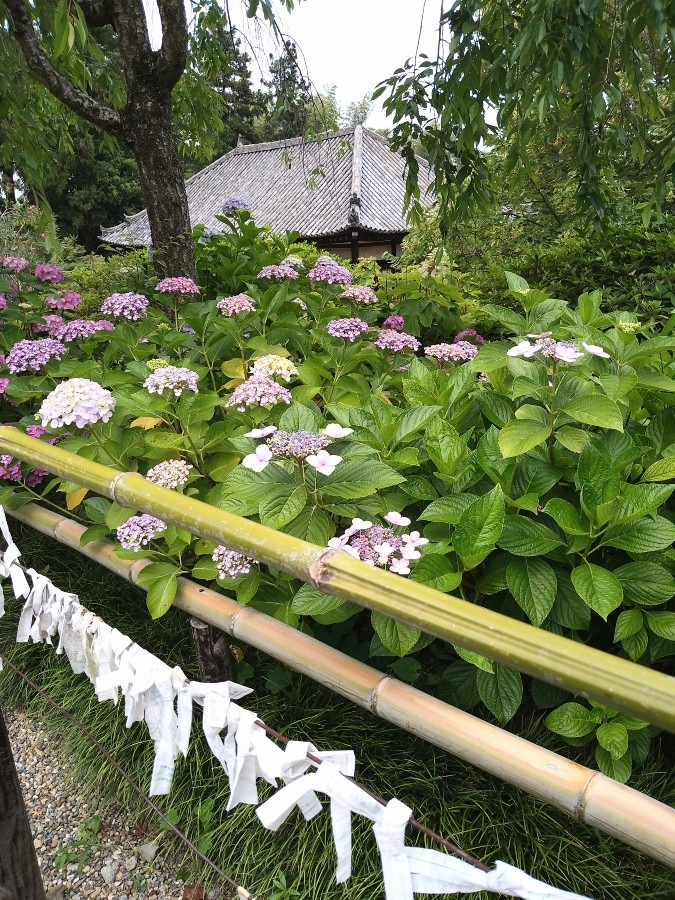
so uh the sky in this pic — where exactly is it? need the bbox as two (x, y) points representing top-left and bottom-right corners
(145, 0), (444, 129)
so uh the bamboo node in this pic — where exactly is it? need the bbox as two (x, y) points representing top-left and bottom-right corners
(307, 547), (340, 589)
(574, 770), (602, 822)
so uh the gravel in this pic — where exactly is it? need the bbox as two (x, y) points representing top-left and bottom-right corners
(5, 707), (192, 899)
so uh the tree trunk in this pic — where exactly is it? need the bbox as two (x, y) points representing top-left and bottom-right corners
(189, 618), (234, 683)
(125, 96), (196, 280)
(0, 704), (47, 900)
(1, 168), (17, 207)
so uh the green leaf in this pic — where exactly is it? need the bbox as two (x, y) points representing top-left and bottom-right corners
(613, 562), (675, 606)
(453, 485), (505, 569)
(205, 452), (240, 482)
(284, 505), (332, 545)
(596, 722), (629, 760)
(614, 609), (643, 642)
(371, 612), (421, 656)
(570, 563), (623, 620)
(476, 663), (523, 724)
(278, 402), (323, 431)
(389, 658), (422, 683)
(409, 556), (462, 592)
(419, 494), (476, 524)
(478, 392), (514, 427)
(600, 516), (675, 554)
(562, 395), (624, 431)
(320, 460), (405, 499)
(191, 558), (219, 581)
(136, 563), (179, 619)
(453, 646), (494, 672)
(542, 499), (589, 535)
(236, 570), (261, 605)
(498, 419), (551, 458)
(595, 746), (632, 783)
(83, 497), (111, 524)
(391, 405), (441, 446)
(641, 457), (675, 482)
(497, 516), (563, 556)
(644, 611), (675, 640)
(291, 585), (345, 615)
(613, 484), (674, 525)
(506, 557), (557, 626)
(621, 628), (649, 661)
(258, 485), (307, 529)
(545, 702), (596, 738)
(555, 426), (590, 453)
(104, 503), (136, 529)
(79, 524), (110, 546)
(598, 372), (638, 400)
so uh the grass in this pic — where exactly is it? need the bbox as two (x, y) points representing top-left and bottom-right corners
(1, 522), (674, 899)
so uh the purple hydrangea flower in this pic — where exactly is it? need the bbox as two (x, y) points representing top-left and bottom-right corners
(2, 256), (29, 272)
(217, 293), (256, 315)
(266, 430), (333, 460)
(0, 454), (22, 482)
(425, 341), (478, 363)
(225, 375), (292, 412)
(38, 378), (116, 428)
(340, 285), (377, 304)
(382, 315), (405, 330)
(46, 290), (81, 310)
(0, 377), (9, 397)
(374, 330), (421, 352)
(327, 519), (429, 576)
(256, 264), (299, 280)
(212, 545), (258, 579)
(0, 295), (9, 311)
(326, 317), (369, 342)
(101, 291), (149, 320)
(308, 263), (352, 285)
(34, 263), (64, 283)
(55, 320), (114, 342)
(145, 459), (193, 489)
(454, 328), (484, 344)
(155, 277), (200, 295)
(143, 365), (199, 397)
(116, 514), (167, 551)
(222, 196), (251, 213)
(7, 338), (67, 373)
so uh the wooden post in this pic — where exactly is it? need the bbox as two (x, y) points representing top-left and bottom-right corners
(0, 704), (47, 900)
(190, 618), (234, 683)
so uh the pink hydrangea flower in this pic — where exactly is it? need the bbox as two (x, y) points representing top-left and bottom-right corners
(144, 365), (199, 397)
(305, 449), (342, 475)
(326, 318), (369, 342)
(244, 425), (277, 438)
(7, 338), (66, 373)
(582, 342), (611, 358)
(454, 329), (484, 344)
(55, 320), (114, 342)
(46, 290), (81, 310)
(212, 545), (258, 578)
(217, 293), (256, 315)
(256, 264), (299, 280)
(101, 291), (149, 320)
(322, 424), (353, 438)
(0, 295), (9, 311)
(308, 263), (352, 285)
(38, 378), (116, 428)
(33, 314), (65, 335)
(382, 315), (405, 330)
(241, 444), (274, 472)
(225, 375), (291, 412)
(425, 341), (478, 363)
(2, 255), (29, 272)
(34, 263), (64, 283)
(116, 514), (167, 551)
(374, 330), (421, 353)
(145, 459), (193, 489)
(340, 285), (377, 304)
(156, 277), (200, 295)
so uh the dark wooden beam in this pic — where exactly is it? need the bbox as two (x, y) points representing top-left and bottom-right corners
(0, 703), (46, 899)
(351, 229), (359, 264)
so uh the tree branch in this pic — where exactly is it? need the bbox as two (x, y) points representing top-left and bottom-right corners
(4, 0), (122, 137)
(156, 0), (188, 90)
(76, 0), (115, 28)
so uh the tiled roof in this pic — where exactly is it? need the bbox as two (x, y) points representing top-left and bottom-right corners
(100, 125), (433, 246)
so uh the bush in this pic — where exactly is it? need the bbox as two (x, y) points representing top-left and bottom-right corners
(1, 218), (673, 784)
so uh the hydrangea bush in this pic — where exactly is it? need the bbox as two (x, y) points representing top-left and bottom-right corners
(2, 223), (674, 785)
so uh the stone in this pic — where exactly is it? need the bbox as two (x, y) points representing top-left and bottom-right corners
(101, 866), (115, 885)
(125, 855), (138, 871)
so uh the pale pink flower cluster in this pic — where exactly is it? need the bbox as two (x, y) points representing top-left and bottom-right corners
(507, 333), (610, 362)
(241, 423), (351, 474)
(425, 341), (478, 363)
(308, 263), (352, 285)
(340, 285), (377, 304)
(374, 330), (421, 353)
(55, 319), (114, 342)
(46, 290), (81, 310)
(156, 276), (199, 294)
(38, 378), (116, 428)
(212, 545), (258, 579)
(249, 354), (298, 382)
(7, 338), (66, 373)
(256, 264), (299, 280)
(2, 255), (28, 272)
(143, 365), (199, 397)
(101, 291), (149, 320)
(145, 459), (193, 489)
(0, 295), (8, 311)
(327, 514), (428, 576)
(217, 293), (256, 315)
(116, 514), (167, 551)
(326, 318), (369, 342)
(225, 375), (291, 412)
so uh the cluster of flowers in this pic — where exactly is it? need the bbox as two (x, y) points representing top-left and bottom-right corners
(212, 545), (258, 579)
(2, 255), (29, 272)
(242, 423), (352, 475)
(46, 290), (81, 310)
(155, 277), (199, 295)
(38, 378), (116, 428)
(101, 292), (149, 320)
(34, 264), (64, 283)
(382, 315), (405, 330)
(145, 459), (193, 489)
(308, 262), (352, 285)
(55, 319), (114, 342)
(144, 365), (199, 397)
(0, 425), (68, 487)
(280, 255), (304, 270)
(454, 328), (484, 345)
(116, 514), (167, 552)
(508, 333), (610, 362)
(249, 354), (298, 382)
(340, 285), (377, 305)
(326, 318), (370, 342)
(425, 341), (479, 363)
(146, 357), (170, 371)
(257, 264), (300, 281)
(6, 338), (66, 373)
(225, 375), (292, 412)
(327, 512), (428, 576)
(217, 293), (256, 316)
(375, 330), (421, 353)
(222, 196), (251, 213)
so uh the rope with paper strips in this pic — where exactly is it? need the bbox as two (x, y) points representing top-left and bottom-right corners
(0, 506), (593, 899)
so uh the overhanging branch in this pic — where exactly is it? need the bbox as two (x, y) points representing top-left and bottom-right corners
(156, 0), (188, 89)
(4, 0), (122, 137)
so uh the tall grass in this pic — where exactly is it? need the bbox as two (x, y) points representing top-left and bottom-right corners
(1, 523), (673, 899)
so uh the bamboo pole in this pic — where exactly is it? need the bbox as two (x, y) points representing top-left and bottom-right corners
(6, 502), (675, 869)
(1, 426), (674, 733)
(0, 426), (675, 731)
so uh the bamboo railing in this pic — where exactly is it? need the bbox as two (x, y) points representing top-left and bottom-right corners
(1, 426), (674, 733)
(6, 501), (675, 869)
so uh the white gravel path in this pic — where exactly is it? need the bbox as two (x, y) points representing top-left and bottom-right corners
(5, 708), (202, 900)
